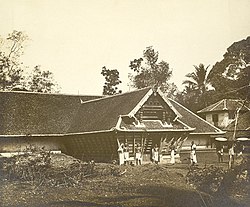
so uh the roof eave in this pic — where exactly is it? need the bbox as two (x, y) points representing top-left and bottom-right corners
(0, 129), (115, 138)
(190, 131), (226, 135)
(169, 98), (224, 133)
(115, 128), (196, 133)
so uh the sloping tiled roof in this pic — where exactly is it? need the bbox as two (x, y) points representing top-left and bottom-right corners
(168, 98), (224, 134)
(226, 111), (250, 131)
(0, 91), (101, 135)
(225, 111), (250, 139)
(0, 87), (224, 136)
(68, 88), (151, 133)
(197, 99), (250, 114)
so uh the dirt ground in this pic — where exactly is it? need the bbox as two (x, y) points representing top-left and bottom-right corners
(0, 154), (249, 207)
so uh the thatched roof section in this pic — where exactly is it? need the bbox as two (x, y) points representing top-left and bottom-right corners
(68, 88), (151, 133)
(225, 111), (250, 139)
(0, 87), (224, 136)
(168, 99), (223, 134)
(0, 91), (101, 135)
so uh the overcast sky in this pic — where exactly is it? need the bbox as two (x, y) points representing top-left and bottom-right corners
(0, 0), (250, 95)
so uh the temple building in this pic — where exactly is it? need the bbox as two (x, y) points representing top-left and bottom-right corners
(0, 87), (224, 162)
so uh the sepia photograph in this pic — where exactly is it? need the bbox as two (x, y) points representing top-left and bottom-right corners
(0, 0), (249, 206)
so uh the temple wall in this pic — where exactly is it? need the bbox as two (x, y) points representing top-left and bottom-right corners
(0, 136), (64, 157)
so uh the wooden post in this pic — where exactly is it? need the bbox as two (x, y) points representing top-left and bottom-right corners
(133, 132), (135, 155)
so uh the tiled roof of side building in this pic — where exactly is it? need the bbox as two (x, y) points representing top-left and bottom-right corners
(67, 87), (152, 133)
(225, 112), (250, 139)
(0, 91), (102, 135)
(226, 111), (250, 131)
(168, 98), (224, 134)
(197, 99), (250, 114)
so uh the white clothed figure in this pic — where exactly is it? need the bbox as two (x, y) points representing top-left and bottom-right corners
(190, 142), (197, 165)
(170, 142), (176, 164)
(135, 144), (142, 165)
(152, 145), (159, 164)
(123, 143), (129, 165)
(170, 149), (175, 164)
(118, 144), (124, 165)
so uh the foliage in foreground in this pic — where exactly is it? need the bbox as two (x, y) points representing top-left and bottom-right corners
(186, 156), (249, 197)
(1, 147), (93, 187)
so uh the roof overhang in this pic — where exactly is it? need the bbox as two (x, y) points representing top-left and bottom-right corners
(0, 134), (64, 138)
(0, 129), (115, 138)
(115, 128), (195, 133)
(190, 131), (226, 135)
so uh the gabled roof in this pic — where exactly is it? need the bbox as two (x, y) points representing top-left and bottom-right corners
(197, 99), (250, 114)
(0, 87), (224, 136)
(68, 87), (152, 133)
(0, 91), (101, 135)
(168, 98), (224, 134)
(69, 88), (222, 135)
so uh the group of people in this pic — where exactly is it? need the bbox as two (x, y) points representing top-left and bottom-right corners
(117, 141), (198, 166)
(118, 142), (143, 165)
(117, 139), (246, 167)
(216, 141), (245, 169)
(117, 142), (160, 165)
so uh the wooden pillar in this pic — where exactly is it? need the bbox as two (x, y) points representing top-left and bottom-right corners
(133, 132), (135, 154)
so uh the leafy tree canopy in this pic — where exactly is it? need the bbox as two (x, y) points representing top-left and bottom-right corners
(210, 36), (250, 99)
(179, 36), (250, 112)
(0, 30), (27, 90)
(26, 65), (60, 93)
(101, 66), (122, 95)
(0, 30), (60, 93)
(129, 46), (176, 96)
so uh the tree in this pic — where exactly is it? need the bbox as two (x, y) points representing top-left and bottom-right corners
(0, 30), (27, 90)
(209, 36), (250, 100)
(101, 66), (122, 95)
(26, 65), (60, 93)
(180, 64), (214, 111)
(129, 46), (175, 94)
(0, 30), (60, 93)
(182, 64), (212, 94)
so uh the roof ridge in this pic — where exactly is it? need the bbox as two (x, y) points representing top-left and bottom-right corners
(197, 98), (250, 113)
(197, 101), (220, 113)
(168, 98), (224, 133)
(210, 99), (224, 111)
(79, 87), (152, 105)
(0, 90), (102, 98)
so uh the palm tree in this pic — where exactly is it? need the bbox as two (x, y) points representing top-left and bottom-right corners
(183, 64), (212, 94)
(182, 64), (213, 110)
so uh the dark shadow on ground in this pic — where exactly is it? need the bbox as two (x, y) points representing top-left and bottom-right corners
(38, 200), (119, 207)
(96, 185), (247, 207)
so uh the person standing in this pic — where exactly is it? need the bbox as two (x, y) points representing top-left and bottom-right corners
(123, 142), (129, 165)
(152, 144), (159, 164)
(228, 141), (235, 169)
(117, 143), (124, 165)
(169, 141), (176, 164)
(135, 143), (142, 165)
(190, 141), (197, 165)
(216, 143), (224, 163)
